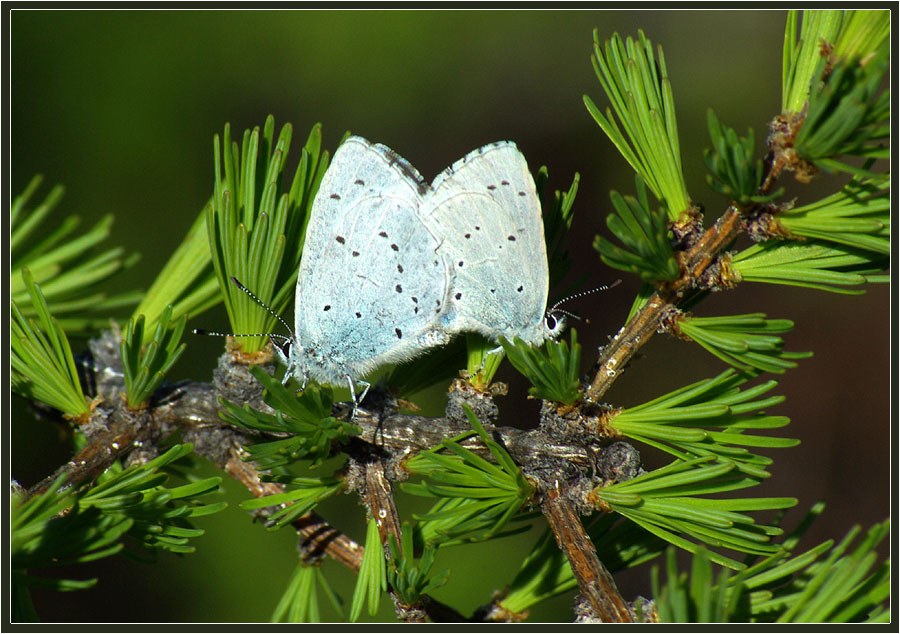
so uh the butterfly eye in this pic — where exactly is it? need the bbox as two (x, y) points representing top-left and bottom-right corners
(545, 313), (559, 331)
(274, 339), (292, 358)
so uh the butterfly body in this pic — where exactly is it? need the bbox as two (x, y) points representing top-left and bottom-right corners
(277, 136), (561, 399)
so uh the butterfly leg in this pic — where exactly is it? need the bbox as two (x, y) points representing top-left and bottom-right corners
(474, 346), (506, 372)
(357, 380), (372, 404)
(345, 376), (372, 419)
(281, 359), (299, 386)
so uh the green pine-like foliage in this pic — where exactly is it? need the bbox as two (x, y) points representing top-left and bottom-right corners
(10, 10), (889, 624)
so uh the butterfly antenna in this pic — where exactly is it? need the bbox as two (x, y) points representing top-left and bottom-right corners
(547, 280), (622, 319)
(192, 277), (295, 341)
(192, 328), (292, 343)
(228, 276), (296, 336)
(549, 307), (583, 322)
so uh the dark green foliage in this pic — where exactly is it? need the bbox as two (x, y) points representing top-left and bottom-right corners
(77, 446), (225, 552)
(12, 477), (130, 598)
(133, 206), (222, 341)
(674, 313), (812, 374)
(11, 444), (225, 620)
(404, 405), (536, 547)
(535, 166), (579, 289)
(777, 171), (889, 255)
(704, 109), (783, 206)
(206, 116), (329, 353)
(650, 514), (890, 622)
(11, 268), (90, 418)
(610, 368), (798, 477)
(593, 176), (680, 284)
(238, 475), (346, 530)
(584, 29), (691, 218)
(220, 367), (352, 528)
(11, 176), (141, 333)
(499, 329), (583, 405)
(387, 523), (451, 606)
(651, 548), (733, 622)
(272, 563), (344, 623)
(596, 456), (796, 570)
(121, 305), (187, 409)
(349, 518), (387, 622)
(219, 365), (357, 468)
(10, 11), (891, 624)
(731, 241), (887, 295)
(793, 55), (889, 176)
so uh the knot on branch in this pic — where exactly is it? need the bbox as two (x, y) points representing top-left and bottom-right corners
(657, 304), (685, 337)
(743, 202), (797, 243)
(670, 204), (705, 251)
(767, 111), (819, 183)
(696, 251), (740, 291)
(211, 346), (276, 412)
(522, 402), (643, 515)
(446, 377), (504, 425)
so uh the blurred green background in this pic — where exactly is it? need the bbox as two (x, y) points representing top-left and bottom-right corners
(11, 9), (889, 623)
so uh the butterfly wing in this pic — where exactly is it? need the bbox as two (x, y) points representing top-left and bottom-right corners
(423, 142), (551, 346)
(294, 136), (452, 385)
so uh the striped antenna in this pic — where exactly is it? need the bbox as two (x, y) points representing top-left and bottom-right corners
(192, 277), (295, 346)
(546, 280), (622, 328)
